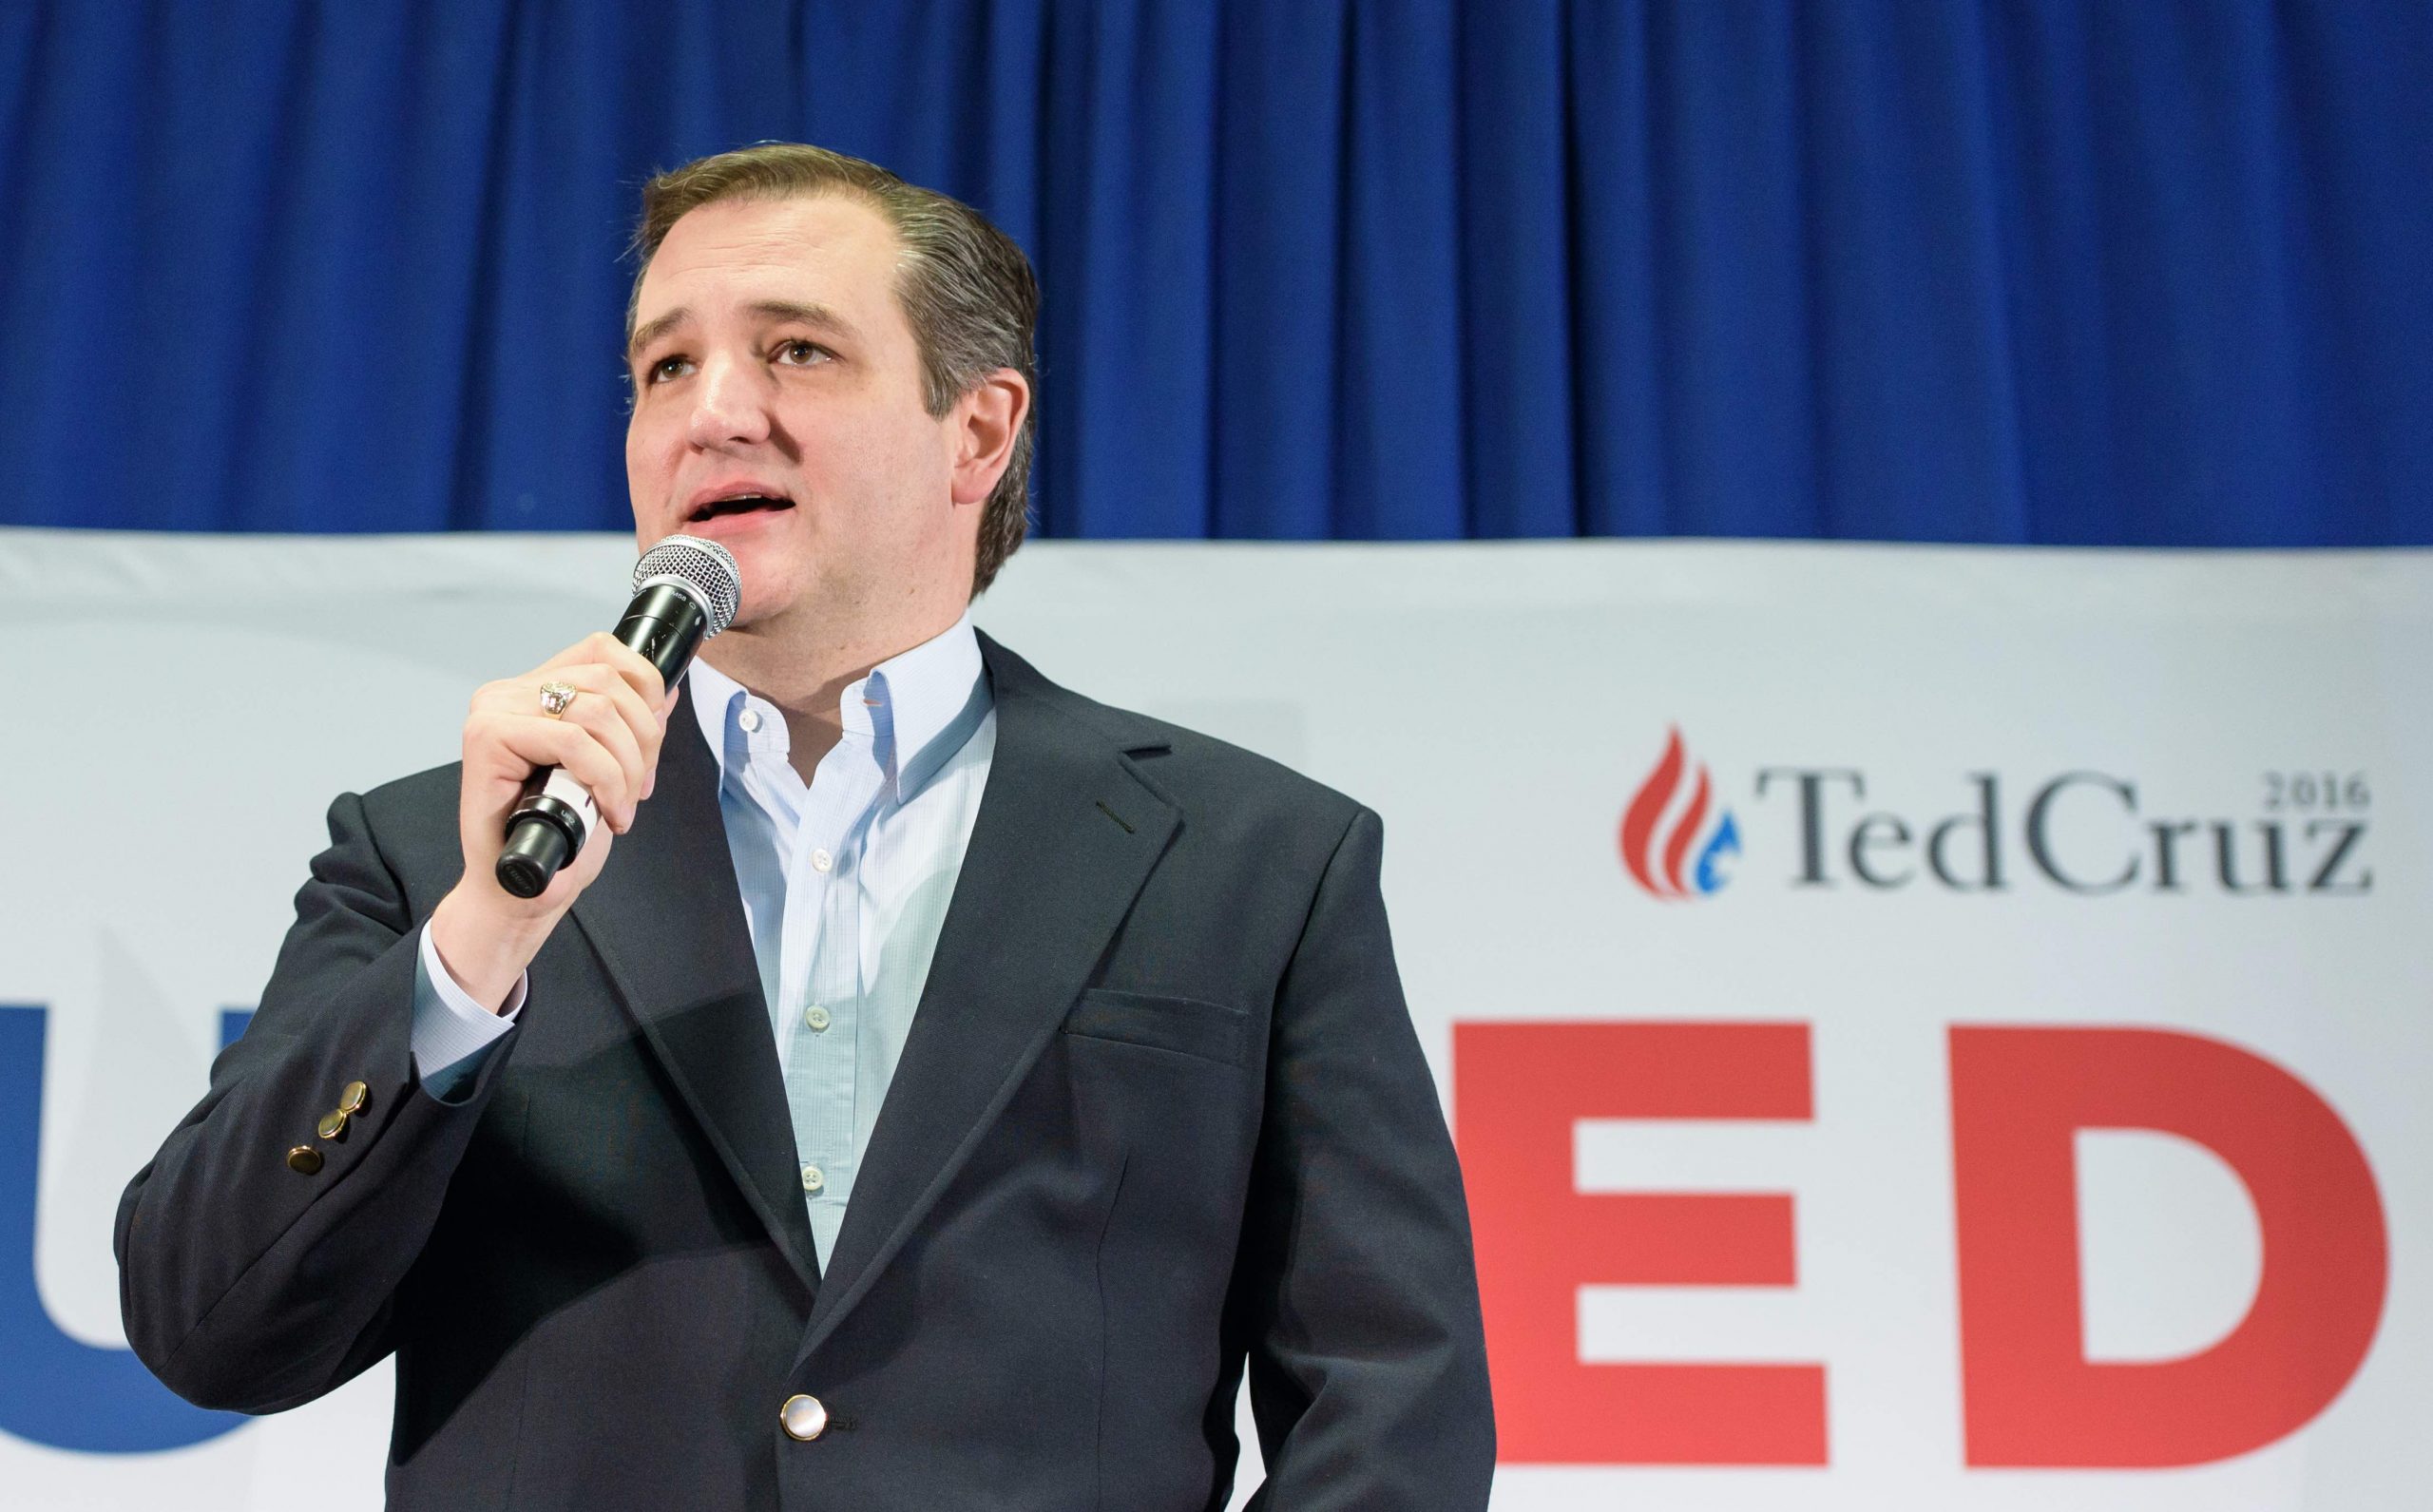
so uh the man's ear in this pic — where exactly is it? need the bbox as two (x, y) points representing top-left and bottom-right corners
(948, 370), (1030, 507)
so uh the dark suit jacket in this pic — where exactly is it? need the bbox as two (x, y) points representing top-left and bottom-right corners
(117, 633), (1494, 1509)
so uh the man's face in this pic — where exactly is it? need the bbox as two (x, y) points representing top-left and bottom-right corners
(624, 194), (975, 635)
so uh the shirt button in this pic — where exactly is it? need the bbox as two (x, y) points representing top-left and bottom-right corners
(801, 1163), (825, 1194)
(812, 848), (833, 872)
(779, 1393), (829, 1442)
(737, 707), (762, 734)
(804, 1004), (832, 1032)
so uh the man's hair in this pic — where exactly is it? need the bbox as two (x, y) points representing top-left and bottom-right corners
(629, 143), (1039, 598)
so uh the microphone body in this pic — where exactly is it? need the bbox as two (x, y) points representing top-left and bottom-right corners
(494, 537), (740, 899)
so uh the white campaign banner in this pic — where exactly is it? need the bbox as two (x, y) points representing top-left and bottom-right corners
(0, 529), (2425, 1510)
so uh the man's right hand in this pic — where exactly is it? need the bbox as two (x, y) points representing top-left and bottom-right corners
(429, 632), (678, 1011)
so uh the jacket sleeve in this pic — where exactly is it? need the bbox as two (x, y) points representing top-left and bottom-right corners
(114, 789), (519, 1414)
(1234, 806), (1497, 1507)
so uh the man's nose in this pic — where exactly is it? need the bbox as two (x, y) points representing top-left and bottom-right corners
(685, 354), (773, 451)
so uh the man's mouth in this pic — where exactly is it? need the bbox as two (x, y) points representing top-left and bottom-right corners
(686, 494), (794, 524)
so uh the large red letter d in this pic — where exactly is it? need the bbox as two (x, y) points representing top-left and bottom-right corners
(1949, 1026), (2387, 1467)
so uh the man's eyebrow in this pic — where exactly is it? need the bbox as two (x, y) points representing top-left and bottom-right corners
(748, 300), (861, 343)
(626, 308), (691, 364)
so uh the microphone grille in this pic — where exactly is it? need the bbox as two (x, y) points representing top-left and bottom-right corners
(632, 535), (742, 636)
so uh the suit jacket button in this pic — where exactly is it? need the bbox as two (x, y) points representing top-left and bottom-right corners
(286, 1145), (324, 1175)
(779, 1393), (828, 1442)
(338, 1081), (371, 1115)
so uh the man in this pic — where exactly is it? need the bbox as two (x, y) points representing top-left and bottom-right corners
(117, 143), (1493, 1509)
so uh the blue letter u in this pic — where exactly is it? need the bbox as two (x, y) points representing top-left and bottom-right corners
(0, 1005), (244, 1452)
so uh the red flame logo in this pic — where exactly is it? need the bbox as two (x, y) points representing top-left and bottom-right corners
(1620, 726), (1720, 898)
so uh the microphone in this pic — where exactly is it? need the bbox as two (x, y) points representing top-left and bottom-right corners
(493, 535), (742, 899)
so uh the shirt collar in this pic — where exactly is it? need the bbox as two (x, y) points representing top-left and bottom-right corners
(684, 615), (988, 805)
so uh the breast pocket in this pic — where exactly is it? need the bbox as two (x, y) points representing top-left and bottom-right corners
(1062, 988), (1252, 1068)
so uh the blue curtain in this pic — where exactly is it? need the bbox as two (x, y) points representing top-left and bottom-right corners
(0, 2), (2424, 545)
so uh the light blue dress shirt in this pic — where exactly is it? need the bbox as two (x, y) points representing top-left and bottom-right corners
(411, 617), (997, 1270)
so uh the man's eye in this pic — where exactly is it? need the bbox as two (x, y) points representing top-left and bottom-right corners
(774, 339), (830, 367)
(644, 355), (693, 385)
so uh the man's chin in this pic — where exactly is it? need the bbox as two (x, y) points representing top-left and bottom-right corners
(724, 572), (814, 636)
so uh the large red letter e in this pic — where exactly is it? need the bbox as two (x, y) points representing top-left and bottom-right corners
(1949, 1026), (2388, 1466)
(1455, 1022), (1823, 1464)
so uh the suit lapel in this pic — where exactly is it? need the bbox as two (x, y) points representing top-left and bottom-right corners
(799, 634), (1178, 1352)
(570, 679), (821, 1299)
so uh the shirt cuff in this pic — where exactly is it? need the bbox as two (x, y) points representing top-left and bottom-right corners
(412, 923), (524, 1094)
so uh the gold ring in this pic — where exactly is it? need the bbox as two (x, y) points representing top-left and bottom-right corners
(538, 681), (578, 718)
